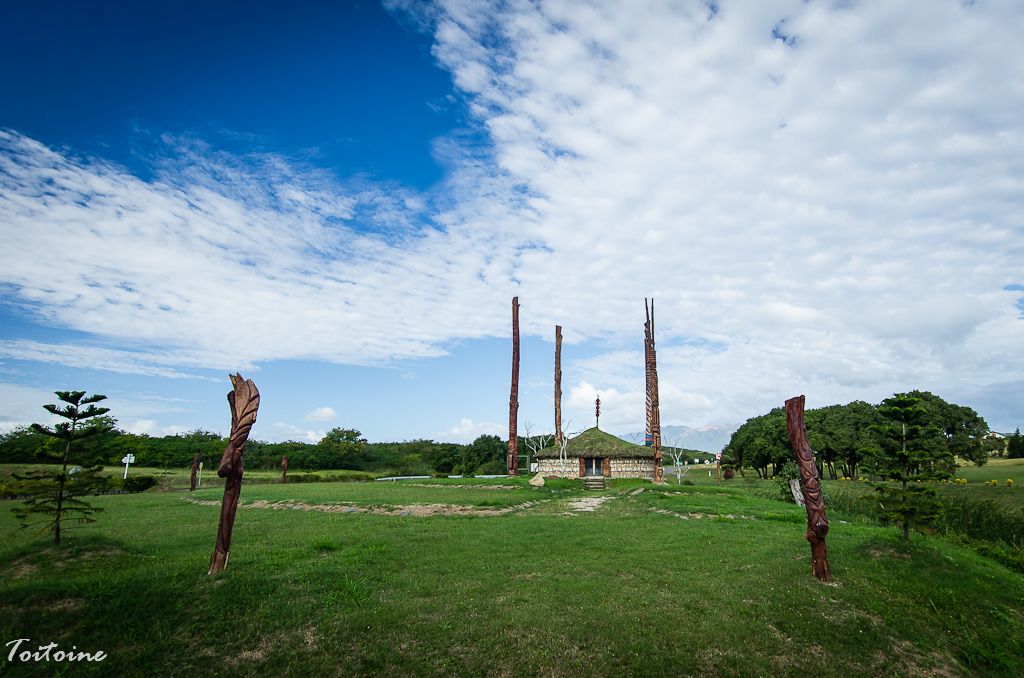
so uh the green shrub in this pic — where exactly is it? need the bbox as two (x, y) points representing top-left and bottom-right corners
(477, 458), (508, 476)
(936, 495), (1024, 548)
(774, 460), (800, 503)
(122, 476), (158, 493)
(286, 472), (374, 484)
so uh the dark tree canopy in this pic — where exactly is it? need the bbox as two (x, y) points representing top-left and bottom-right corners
(725, 391), (990, 481)
(0, 414), (505, 477)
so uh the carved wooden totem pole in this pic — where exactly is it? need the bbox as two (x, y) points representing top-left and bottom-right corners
(190, 453), (200, 492)
(281, 456), (288, 484)
(508, 297), (520, 476)
(554, 325), (563, 448)
(595, 394), (601, 429)
(785, 395), (831, 581)
(645, 299), (664, 481)
(208, 373), (260, 575)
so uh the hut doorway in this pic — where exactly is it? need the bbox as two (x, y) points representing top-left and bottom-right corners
(584, 458), (602, 476)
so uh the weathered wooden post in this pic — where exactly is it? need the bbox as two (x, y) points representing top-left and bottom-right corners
(508, 297), (520, 476)
(190, 453), (200, 492)
(281, 456), (288, 484)
(785, 395), (831, 581)
(645, 299), (664, 482)
(554, 325), (563, 448)
(208, 373), (260, 575)
(595, 394), (601, 429)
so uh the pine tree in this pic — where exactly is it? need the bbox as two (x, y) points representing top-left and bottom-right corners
(11, 391), (113, 545)
(1008, 429), (1024, 459)
(863, 393), (948, 540)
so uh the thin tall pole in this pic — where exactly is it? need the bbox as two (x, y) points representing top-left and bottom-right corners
(645, 299), (663, 482)
(508, 297), (520, 476)
(554, 325), (563, 447)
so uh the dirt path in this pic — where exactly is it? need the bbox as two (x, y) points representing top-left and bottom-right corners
(180, 496), (546, 517)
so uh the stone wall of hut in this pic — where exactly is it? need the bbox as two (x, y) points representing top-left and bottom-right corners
(535, 457), (655, 478)
(610, 458), (656, 478)
(536, 458), (580, 478)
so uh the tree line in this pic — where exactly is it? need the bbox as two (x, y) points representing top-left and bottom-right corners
(721, 390), (1009, 480)
(0, 420), (551, 477)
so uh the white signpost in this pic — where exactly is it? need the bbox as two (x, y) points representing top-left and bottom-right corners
(198, 461), (203, 488)
(121, 454), (135, 479)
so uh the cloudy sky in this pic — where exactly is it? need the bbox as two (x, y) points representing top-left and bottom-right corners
(1, 0), (1022, 445)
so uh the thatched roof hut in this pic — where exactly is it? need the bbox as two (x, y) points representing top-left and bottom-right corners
(535, 427), (651, 459)
(535, 427), (655, 478)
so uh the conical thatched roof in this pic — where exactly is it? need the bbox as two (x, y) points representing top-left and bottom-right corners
(534, 427), (654, 459)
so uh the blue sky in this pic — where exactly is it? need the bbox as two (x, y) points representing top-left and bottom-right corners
(2, 0), (1023, 445)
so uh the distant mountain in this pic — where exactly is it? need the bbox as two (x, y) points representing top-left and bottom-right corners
(616, 424), (739, 453)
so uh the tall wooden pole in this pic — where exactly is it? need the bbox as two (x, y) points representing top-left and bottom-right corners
(508, 297), (520, 476)
(645, 299), (663, 481)
(785, 395), (831, 581)
(595, 394), (601, 430)
(554, 325), (563, 447)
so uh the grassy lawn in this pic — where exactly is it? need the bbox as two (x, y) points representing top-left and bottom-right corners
(2, 474), (1023, 677)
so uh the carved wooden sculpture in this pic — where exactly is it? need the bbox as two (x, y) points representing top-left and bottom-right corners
(281, 456), (288, 484)
(508, 297), (520, 476)
(645, 299), (664, 481)
(190, 453), (200, 492)
(595, 394), (601, 429)
(208, 373), (260, 575)
(554, 325), (563, 447)
(785, 395), (831, 581)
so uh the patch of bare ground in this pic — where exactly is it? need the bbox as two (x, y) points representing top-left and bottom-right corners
(8, 558), (37, 578)
(6, 544), (125, 576)
(651, 507), (756, 520)
(181, 496), (546, 517)
(566, 496), (615, 512)
(872, 640), (963, 677)
(884, 639), (962, 675)
(407, 483), (521, 490)
(224, 625), (322, 668)
(48, 597), (85, 612)
(867, 545), (912, 560)
(697, 647), (743, 677)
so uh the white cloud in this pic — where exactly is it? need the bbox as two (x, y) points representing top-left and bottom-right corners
(302, 406), (338, 422)
(121, 419), (190, 438)
(0, 340), (220, 380)
(432, 417), (504, 444)
(2, 0), (1024, 433)
(566, 381), (639, 432)
(270, 422), (326, 444)
(0, 382), (66, 433)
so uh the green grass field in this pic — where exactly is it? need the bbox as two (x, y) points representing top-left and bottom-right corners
(2, 466), (1023, 677)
